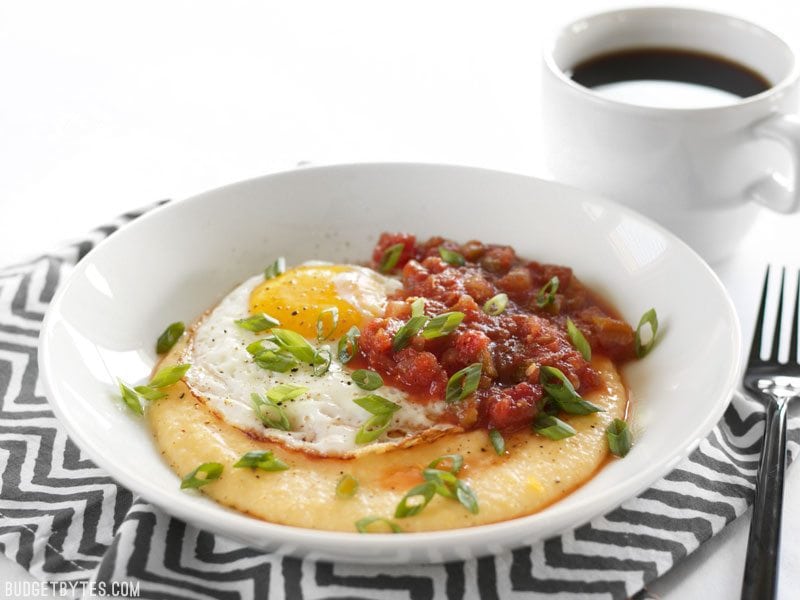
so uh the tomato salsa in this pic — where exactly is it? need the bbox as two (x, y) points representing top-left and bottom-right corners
(359, 233), (637, 433)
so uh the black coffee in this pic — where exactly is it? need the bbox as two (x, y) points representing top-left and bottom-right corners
(569, 48), (771, 108)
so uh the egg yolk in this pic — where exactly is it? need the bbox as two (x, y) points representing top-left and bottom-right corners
(249, 265), (368, 339)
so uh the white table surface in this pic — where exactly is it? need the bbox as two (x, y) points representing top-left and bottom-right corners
(1, 1), (799, 598)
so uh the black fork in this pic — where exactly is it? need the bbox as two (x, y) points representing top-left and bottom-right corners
(740, 267), (800, 600)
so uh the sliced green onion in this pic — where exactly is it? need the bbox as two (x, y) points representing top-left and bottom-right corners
(253, 349), (298, 373)
(134, 385), (166, 401)
(148, 364), (191, 388)
(354, 394), (401, 415)
(534, 415), (576, 440)
(566, 318), (591, 361)
(635, 308), (659, 358)
(421, 311), (464, 339)
(336, 474), (359, 498)
(351, 369), (384, 391)
(422, 468), (459, 499)
(337, 326), (360, 364)
(428, 454), (463, 474)
(264, 257), (286, 280)
(455, 480), (480, 514)
(266, 383), (308, 404)
(483, 293), (508, 316)
(235, 313), (280, 332)
(251, 392), (291, 431)
(233, 450), (289, 471)
(354, 413), (392, 444)
(535, 276), (559, 308)
(379, 243), (405, 273)
(394, 482), (437, 518)
(246, 339), (274, 356)
(118, 381), (143, 415)
(156, 321), (185, 354)
(438, 246), (465, 266)
(539, 366), (603, 415)
(392, 315), (429, 352)
(181, 462), (223, 489)
(607, 418), (632, 457)
(410, 297), (426, 318)
(355, 516), (402, 533)
(312, 347), (332, 376)
(270, 328), (317, 364)
(489, 428), (505, 455)
(316, 307), (339, 342)
(445, 362), (482, 403)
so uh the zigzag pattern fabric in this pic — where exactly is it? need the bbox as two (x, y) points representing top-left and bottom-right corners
(1, 205), (798, 599)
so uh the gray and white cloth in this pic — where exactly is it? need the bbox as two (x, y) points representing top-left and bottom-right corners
(1, 204), (798, 599)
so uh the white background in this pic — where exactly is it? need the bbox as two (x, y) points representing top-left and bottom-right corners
(1, 0), (800, 598)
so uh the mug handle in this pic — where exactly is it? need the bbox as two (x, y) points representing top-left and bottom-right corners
(747, 114), (800, 213)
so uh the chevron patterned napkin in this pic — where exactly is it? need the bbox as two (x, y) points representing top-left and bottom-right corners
(2, 205), (799, 600)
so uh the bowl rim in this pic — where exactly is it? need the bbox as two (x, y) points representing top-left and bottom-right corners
(38, 162), (742, 555)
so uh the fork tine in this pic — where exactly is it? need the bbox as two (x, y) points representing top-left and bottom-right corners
(768, 267), (786, 362)
(790, 269), (799, 364)
(749, 267), (770, 366)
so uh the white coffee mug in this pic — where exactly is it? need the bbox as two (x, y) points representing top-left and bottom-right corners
(542, 7), (800, 263)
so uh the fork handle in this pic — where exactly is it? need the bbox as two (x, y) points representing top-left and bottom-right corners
(741, 395), (789, 600)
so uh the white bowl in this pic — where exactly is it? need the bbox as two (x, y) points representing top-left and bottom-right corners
(39, 163), (741, 563)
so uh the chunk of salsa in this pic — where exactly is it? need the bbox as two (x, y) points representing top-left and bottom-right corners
(359, 233), (636, 433)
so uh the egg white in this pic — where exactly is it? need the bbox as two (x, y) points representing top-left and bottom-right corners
(183, 265), (455, 458)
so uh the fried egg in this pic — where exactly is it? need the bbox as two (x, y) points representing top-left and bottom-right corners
(183, 262), (454, 458)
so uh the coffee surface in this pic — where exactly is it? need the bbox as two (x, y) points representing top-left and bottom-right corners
(569, 48), (771, 107)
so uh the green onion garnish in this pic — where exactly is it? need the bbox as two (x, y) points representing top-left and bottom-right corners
(566, 318), (591, 361)
(148, 364), (191, 388)
(392, 315), (429, 351)
(270, 328), (317, 364)
(181, 462), (223, 489)
(312, 347), (332, 376)
(235, 313), (280, 333)
(422, 468), (459, 499)
(337, 326), (360, 364)
(534, 415), (576, 440)
(251, 392), (291, 431)
(316, 307), (339, 342)
(489, 428), (505, 455)
(445, 363), (482, 403)
(118, 381), (144, 415)
(264, 257), (286, 280)
(634, 308), (659, 358)
(411, 297), (426, 318)
(266, 383), (308, 404)
(535, 276), (559, 308)
(353, 394), (401, 444)
(379, 243), (405, 273)
(394, 482), (437, 518)
(455, 480), (479, 514)
(355, 516), (402, 533)
(428, 454), (463, 474)
(354, 414), (393, 444)
(336, 474), (359, 498)
(421, 311), (464, 339)
(233, 450), (289, 471)
(539, 366), (603, 415)
(351, 369), (384, 391)
(156, 321), (185, 354)
(606, 418), (632, 457)
(483, 293), (508, 316)
(134, 385), (167, 401)
(422, 468), (479, 514)
(438, 246), (465, 266)
(253, 349), (298, 373)
(354, 394), (401, 415)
